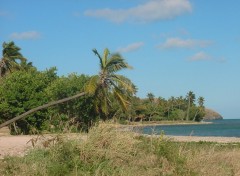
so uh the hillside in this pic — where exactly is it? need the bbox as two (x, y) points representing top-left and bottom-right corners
(204, 108), (223, 120)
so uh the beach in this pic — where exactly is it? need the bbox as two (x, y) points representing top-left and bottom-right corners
(167, 135), (240, 143)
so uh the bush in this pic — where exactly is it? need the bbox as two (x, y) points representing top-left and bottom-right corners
(45, 73), (97, 131)
(169, 109), (185, 121)
(0, 68), (58, 134)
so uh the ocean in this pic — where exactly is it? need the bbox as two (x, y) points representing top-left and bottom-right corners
(141, 119), (240, 137)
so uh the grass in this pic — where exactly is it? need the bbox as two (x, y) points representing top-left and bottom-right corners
(0, 123), (240, 176)
(183, 142), (240, 176)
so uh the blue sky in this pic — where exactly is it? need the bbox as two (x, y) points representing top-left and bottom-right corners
(1, 0), (240, 118)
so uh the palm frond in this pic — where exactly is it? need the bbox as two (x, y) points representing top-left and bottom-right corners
(92, 49), (104, 69)
(84, 75), (99, 95)
(102, 48), (110, 68)
(111, 75), (137, 95)
(113, 88), (129, 112)
(106, 53), (132, 73)
(1, 41), (27, 77)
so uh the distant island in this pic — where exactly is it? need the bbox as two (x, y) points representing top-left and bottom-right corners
(203, 108), (223, 120)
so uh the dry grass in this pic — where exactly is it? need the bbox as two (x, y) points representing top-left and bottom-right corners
(1, 123), (240, 176)
(183, 143), (240, 176)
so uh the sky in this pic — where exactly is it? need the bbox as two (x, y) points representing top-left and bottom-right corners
(0, 0), (240, 119)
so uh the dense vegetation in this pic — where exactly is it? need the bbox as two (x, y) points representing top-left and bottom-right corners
(0, 41), (205, 134)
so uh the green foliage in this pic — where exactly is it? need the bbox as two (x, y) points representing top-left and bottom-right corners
(45, 73), (97, 131)
(169, 109), (185, 121)
(0, 68), (58, 134)
(126, 91), (206, 122)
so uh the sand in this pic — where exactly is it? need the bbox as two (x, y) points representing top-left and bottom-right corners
(167, 135), (240, 143)
(0, 135), (34, 159)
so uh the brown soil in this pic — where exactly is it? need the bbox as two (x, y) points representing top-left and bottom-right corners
(0, 135), (34, 159)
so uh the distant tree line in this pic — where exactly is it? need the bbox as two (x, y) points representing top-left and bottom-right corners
(0, 41), (205, 134)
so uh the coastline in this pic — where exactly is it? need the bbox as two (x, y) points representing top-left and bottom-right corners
(117, 121), (240, 143)
(166, 135), (240, 143)
(118, 121), (212, 128)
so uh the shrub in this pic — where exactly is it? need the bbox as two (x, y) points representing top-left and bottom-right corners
(45, 73), (97, 131)
(0, 68), (58, 134)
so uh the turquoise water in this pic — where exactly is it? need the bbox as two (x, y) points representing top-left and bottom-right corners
(141, 119), (240, 137)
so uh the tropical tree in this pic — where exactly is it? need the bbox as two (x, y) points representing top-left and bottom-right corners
(0, 48), (136, 128)
(192, 96), (205, 121)
(0, 41), (26, 77)
(147, 92), (155, 103)
(0, 67), (58, 134)
(85, 48), (136, 120)
(145, 93), (158, 121)
(198, 96), (204, 108)
(186, 91), (195, 121)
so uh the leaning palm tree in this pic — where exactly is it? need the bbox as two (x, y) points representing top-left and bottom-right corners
(85, 48), (136, 119)
(0, 48), (136, 128)
(0, 41), (26, 77)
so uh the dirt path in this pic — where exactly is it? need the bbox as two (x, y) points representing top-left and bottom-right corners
(0, 133), (87, 159)
(0, 135), (34, 159)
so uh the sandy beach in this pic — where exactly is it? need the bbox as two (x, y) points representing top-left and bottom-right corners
(167, 135), (240, 143)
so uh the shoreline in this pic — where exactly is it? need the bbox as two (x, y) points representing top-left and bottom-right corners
(118, 121), (212, 128)
(166, 135), (240, 143)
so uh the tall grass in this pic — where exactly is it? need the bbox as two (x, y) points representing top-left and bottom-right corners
(183, 142), (240, 176)
(0, 123), (193, 176)
(1, 123), (240, 175)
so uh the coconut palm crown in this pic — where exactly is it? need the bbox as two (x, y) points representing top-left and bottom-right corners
(0, 41), (26, 77)
(85, 48), (137, 117)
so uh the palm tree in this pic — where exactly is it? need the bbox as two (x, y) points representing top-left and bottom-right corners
(193, 96), (205, 121)
(85, 48), (136, 119)
(198, 96), (204, 108)
(186, 91), (195, 121)
(146, 93), (156, 121)
(147, 92), (155, 103)
(0, 41), (26, 77)
(0, 48), (136, 128)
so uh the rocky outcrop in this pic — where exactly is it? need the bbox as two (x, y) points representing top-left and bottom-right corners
(203, 108), (223, 120)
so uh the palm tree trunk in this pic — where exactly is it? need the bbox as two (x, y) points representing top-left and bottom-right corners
(0, 92), (86, 129)
(193, 110), (199, 121)
(186, 97), (190, 121)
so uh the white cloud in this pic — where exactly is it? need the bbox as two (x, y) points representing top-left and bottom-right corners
(159, 38), (212, 49)
(10, 31), (41, 40)
(84, 0), (192, 23)
(188, 52), (212, 61)
(116, 42), (144, 53)
(188, 52), (227, 62)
